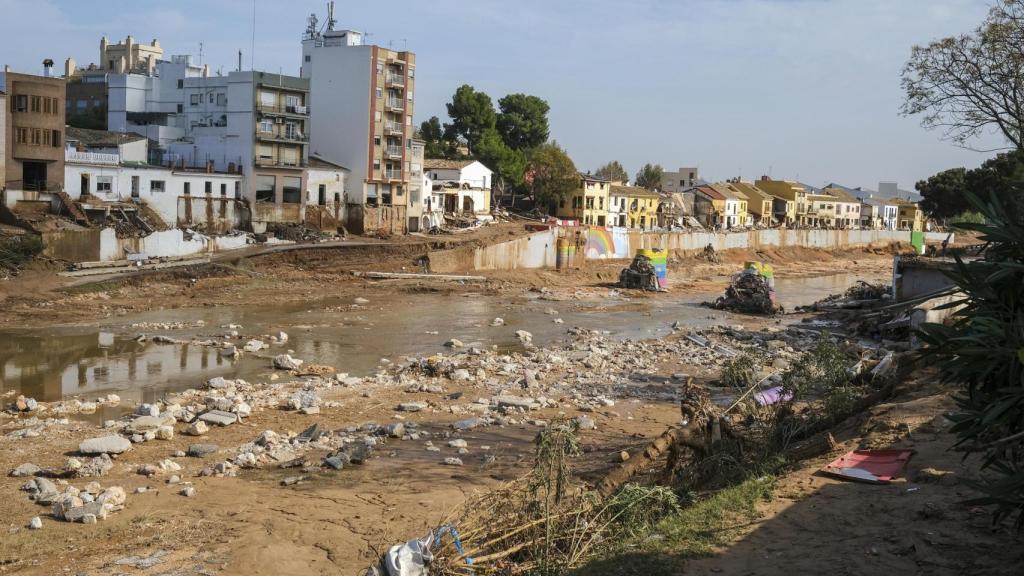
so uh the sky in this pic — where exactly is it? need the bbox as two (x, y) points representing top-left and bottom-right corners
(0, 0), (1007, 189)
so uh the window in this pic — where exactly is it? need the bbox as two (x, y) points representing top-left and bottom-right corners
(31, 129), (41, 145)
(209, 93), (214, 103)
(151, 180), (166, 193)
(234, 181), (241, 198)
(376, 62), (384, 73)
(374, 111), (382, 122)
(409, 68), (415, 79)
(408, 90), (413, 101)
(258, 143), (273, 159)
(177, 79), (184, 89)
(286, 94), (300, 108)
(255, 175), (276, 202)
(259, 91), (275, 107)
(15, 128), (28, 143)
(374, 136), (381, 146)
(285, 122), (298, 139)
(77, 99), (87, 110)
(42, 130), (50, 146)
(204, 181), (212, 194)
(282, 176), (302, 203)
(376, 88), (383, 99)
(176, 103), (183, 113)
(30, 96), (41, 112)
(216, 93), (227, 106)
(54, 97), (61, 113)
(373, 160), (381, 170)
(43, 98), (51, 114)
(183, 182), (191, 195)
(220, 183), (227, 196)
(259, 119), (273, 133)
(304, 55), (311, 62)
(190, 94), (200, 106)
(599, 196), (604, 209)
(585, 196), (594, 210)
(13, 94), (28, 112)
(96, 177), (113, 192)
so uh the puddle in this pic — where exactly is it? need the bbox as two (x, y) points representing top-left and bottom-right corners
(0, 271), (886, 407)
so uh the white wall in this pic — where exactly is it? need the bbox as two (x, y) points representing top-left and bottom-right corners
(426, 161), (492, 189)
(305, 42), (372, 203)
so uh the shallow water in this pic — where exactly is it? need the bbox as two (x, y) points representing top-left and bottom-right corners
(0, 271), (883, 406)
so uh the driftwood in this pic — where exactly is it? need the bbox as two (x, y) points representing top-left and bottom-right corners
(784, 432), (838, 461)
(597, 424), (705, 497)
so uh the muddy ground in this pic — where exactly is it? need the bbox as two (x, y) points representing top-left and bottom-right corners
(4, 231), (1005, 575)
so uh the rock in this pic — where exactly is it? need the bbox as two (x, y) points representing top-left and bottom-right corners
(452, 418), (485, 431)
(79, 436), (132, 455)
(136, 403), (160, 417)
(345, 444), (371, 465)
(354, 297), (370, 305)
(398, 402), (428, 413)
(186, 421), (209, 436)
(51, 494), (84, 520)
(134, 487), (148, 494)
(281, 475), (307, 486)
(96, 486), (126, 508)
(242, 340), (265, 353)
(220, 345), (238, 358)
(496, 395), (541, 411)
(297, 423), (326, 443)
(573, 416), (597, 430)
(76, 455), (113, 477)
(384, 422), (405, 438)
(451, 369), (472, 381)
(187, 444), (219, 458)
(198, 410), (238, 427)
(515, 330), (533, 344)
(155, 426), (174, 440)
(127, 415), (171, 434)
(206, 397), (234, 411)
(448, 439), (468, 449)
(299, 405), (320, 415)
(323, 456), (346, 470)
(206, 376), (231, 389)
(232, 402), (252, 418)
(10, 463), (41, 477)
(272, 354), (304, 370)
(179, 486), (196, 497)
(490, 317), (505, 327)
(63, 501), (107, 523)
(444, 338), (464, 348)
(81, 513), (98, 525)
(28, 516), (42, 530)
(619, 450), (631, 462)
(235, 452), (258, 468)
(274, 331), (289, 343)
(915, 467), (958, 486)
(444, 457), (464, 466)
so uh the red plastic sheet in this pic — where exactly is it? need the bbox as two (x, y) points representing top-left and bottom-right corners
(821, 449), (914, 484)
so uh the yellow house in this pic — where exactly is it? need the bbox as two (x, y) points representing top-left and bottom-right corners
(754, 178), (807, 226)
(554, 173), (610, 226)
(611, 185), (660, 230)
(728, 181), (774, 226)
(707, 183), (748, 228)
(893, 199), (924, 231)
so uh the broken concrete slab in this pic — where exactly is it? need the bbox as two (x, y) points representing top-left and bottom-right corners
(79, 436), (132, 455)
(197, 410), (239, 427)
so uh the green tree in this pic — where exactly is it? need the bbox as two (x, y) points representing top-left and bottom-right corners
(418, 116), (454, 159)
(444, 84), (497, 156)
(496, 93), (550, 152)
(901, 0), (1024, 151)
(528, 142), (578, 207)
(916, 167), (968, 218)
(66, 107), (107, 131)
(476, 128), (528, 191)
(634, 163), (664, 191)
(595, 161), (629, 184)
(965, 150), (1024, 215)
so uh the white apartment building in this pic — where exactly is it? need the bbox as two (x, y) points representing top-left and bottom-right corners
(661, 166), (700, 193)
(301, 14), (416, 235)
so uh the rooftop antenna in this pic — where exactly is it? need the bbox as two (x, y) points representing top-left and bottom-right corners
(198, 42), (203, 66)
(306, 13), (318, 39)
(250, 0), (256, 71)
(326, 1), (336, 31)
(237, 50), (242, 72)
(402, 38), (407, 51)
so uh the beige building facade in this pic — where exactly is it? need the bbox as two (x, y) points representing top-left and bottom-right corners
(3, 68), (65, 191)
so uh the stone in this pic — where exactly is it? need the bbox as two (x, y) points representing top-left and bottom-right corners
(220, 345), (238, 358)
(490, 317), (505, 326)
(158, 459), (182, 472)
(242, 340), (265, 353)
(187, 444), (219, 457)
(28, 516), (42, 530)
(207, 376), (231, 389)
(198, 410), (239, 427)
(573, 416), (597, 430)
(96, 486), (126, 508)
(51, 494), (84, 520)
(134, 487), (148, 494)
(619, 450), (631, 462)
(444, 339), (464, 348)
(63, 501), (107, 523)
(384, 422), (405, 438)
(79, 436), (132, 455)
(126, 415), (170, 434)
(206, 397), (234, 411)
(235, 452), (258, 468)
(323, 456), (346, 470)
(77, 455), (113, 477)
(448, 439), (468, 449)
(232, 402), (252, 418)
(273, 354), (304, 370)
(138, 464), (160, 477)
(444, 457), (464, 466)
(452, 418), (485, 431)
(179, 486), (196, 497)
(515, 330), (533, 344)
(136, 403), (160, 417)
(345, 444), (371, 465)
(354, 297), (370, 305)
(398, 402), (428, 412)
(10, 463), (41, 477)
(281, 475), (307, 486)
(81, 513), (98, 524)
(275, 331), (289, 343)
(155, 426), (174, 440)
(451, 369), (472, 381)
(496, 395), (541, 411)
(186, 421), (209, 436)
(299, 405), (320, 415)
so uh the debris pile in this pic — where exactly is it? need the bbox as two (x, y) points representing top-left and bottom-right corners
(618, 254), (659, 291)
(707, 264), (780, 315)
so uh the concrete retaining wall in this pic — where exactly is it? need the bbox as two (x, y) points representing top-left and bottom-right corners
(45, 227), (250, 263)
(430, 227), (952, 273)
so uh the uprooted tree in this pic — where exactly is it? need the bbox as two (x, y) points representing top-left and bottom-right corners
(901, 0), (1024, 152)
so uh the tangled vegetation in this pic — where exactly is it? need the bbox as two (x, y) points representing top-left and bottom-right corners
(0, 234), (43, 270)
(917, 191), (1024, 528)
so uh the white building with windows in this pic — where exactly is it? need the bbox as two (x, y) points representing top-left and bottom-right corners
(423, 159), (492, 217)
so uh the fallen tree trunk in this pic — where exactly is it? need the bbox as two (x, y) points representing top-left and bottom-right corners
(597, 424), (705, 497)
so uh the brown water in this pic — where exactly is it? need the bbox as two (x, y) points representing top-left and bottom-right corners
(0, 272), (879, 406)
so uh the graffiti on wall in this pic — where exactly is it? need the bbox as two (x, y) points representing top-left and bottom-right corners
(585, 227), (629, 259)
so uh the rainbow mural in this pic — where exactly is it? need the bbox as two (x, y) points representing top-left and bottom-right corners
(586, 227), (615, 258)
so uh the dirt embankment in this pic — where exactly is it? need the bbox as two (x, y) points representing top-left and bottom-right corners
(0, 233), (905, 331)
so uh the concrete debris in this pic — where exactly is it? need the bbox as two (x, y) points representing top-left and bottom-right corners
(79, 436), (132, 455)
(272, 354), (304, 370)
(10, 463), (42, 477)
(187, 421), (210, 436)
(198, 410), (239, 427)
(398, 401), (429, 412)
(243, 339), (266, 353)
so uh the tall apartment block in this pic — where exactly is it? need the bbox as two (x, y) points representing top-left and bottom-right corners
(301, 13), (415, 234)
(2, 63), (66, 192)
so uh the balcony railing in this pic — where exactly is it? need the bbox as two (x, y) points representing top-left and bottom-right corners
(255, 157), (308, 169)
(256, 131), (309, 143)
(385, 98), (405, 111)
(384, 169), (403, 180)
(384, 120), (404, 134)
(65, 150), (120, 165)
(258, 104), (310, 116)
(386, 73), (405, 86)
(385, 146), (403, 158)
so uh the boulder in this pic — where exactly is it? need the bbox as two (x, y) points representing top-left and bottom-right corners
(272, 354), (304, 370)
(155, 426), (174, 440)
(398, 402), (428, 412)
(79, 436), (132, 455)
(187, 444), (219, 458)
(242, 340), (265, 353)
(186, 421), (209, 436)
(10, 463), (41, 477)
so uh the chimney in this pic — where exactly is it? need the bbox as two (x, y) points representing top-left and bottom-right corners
(42, 58), (54, 77)
(238, 50), (242, 72)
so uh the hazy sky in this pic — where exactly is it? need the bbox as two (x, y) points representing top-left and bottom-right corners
(0, 0), (1006, 189)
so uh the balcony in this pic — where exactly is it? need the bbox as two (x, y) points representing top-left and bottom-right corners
(256, 131), (309, 144)
(66, 149), (119, 165)
(258, 104), (310, 117)
(385, 73), (405, 87)
(384, 169), (403, 180)
(385, 145), (403, 159)
(384, 120), (404, 135)
(255, 156), (308, 169)
(385, 98), (405, 111)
